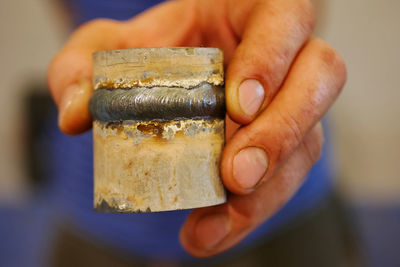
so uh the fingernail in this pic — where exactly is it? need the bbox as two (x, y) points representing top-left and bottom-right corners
(233, 147), (268, 190)
(58, 83), (79, 122)
(238, 79), (265, 116)
(195, 213), (230, 250)
(58, 80), (91, 131)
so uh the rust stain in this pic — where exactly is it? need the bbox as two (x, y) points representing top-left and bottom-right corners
(96, 79), (140, 89)
(125, 161), (134, 169)
(105, 122), (124, 133)
(139, 77), (154, 84)
(137, 123), (164, 138)
(95, 119), (223, 140)
(95, 77), (154, 90)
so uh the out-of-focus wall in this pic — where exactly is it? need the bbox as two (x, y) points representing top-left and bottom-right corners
(0, 0), (399, 205)
(0, 0), (66, 201)
(317, 0), (400, 204)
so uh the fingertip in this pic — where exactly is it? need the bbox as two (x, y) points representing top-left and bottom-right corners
(232, 147), (268, 189)
(48, 49), (93, 105)
(220, 138), (243, 195)
(221, 139), (269, 195)
(225, 81), (250, 125)
(237, 79), (265, 116)
(225, 78), (266, 125)
(57, 79), (93, 135)
(58, 111), (92, 136)
(180, 207), (231, 258)
(179, 210), (209, 258)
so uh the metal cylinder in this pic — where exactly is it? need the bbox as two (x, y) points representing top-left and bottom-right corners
(90, 47), (227, 212)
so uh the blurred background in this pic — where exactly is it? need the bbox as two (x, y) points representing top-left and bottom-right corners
(0, 0), (399, 266)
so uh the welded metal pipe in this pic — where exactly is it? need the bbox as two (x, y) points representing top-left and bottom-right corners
(90, 47), (227, 212)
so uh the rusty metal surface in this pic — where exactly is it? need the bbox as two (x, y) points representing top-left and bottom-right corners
(93, 119), (226, 212)
(93, 119), (225, 142)
(92, 47), (226, 213)
(93, 47), (224, 89)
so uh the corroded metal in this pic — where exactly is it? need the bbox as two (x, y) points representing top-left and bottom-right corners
(91, 47), (226, 213)
(93, 47), (224, 89)
(93, 119), (225, 212)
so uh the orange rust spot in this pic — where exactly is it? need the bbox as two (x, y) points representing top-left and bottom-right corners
(125, 161), (134, 169)
(105, 122), (124, 133)
(97, 79), (140, 89)
(139, 77), (153, 84)
(96, 80), (116, 89)
(95, 76), (161, 90)
(137, 123), (164, 138)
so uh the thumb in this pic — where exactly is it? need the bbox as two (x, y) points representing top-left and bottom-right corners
(47, 19), (124, 135)
(47, 0), (200, 135)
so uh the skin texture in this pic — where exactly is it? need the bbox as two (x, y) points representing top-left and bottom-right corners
(47, 0), (346, 258)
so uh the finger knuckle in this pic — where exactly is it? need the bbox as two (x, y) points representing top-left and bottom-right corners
(304, 124), (324, 164)
(264, 46), (290, 87)
(295, 0), (316, 35)
(315, 39), (347, 84)
(233, 43), (287, 93)
(276, 111), (304, 162)
(234, 201), (263, 231)
(273, 174), (296, 207)
(318, 42), (340, 67)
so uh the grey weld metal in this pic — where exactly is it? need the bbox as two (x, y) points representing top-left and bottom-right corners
(89, 82), (225, 122)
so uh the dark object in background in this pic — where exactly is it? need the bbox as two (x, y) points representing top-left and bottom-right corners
(23, 84), (55, 186)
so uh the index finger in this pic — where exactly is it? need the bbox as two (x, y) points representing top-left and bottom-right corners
(223, 0), (316, 123)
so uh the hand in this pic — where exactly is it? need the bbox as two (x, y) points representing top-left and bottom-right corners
(47, 0), (346, 257)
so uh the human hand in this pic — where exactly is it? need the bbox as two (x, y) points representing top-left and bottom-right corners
(47, 0), (346, 257)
